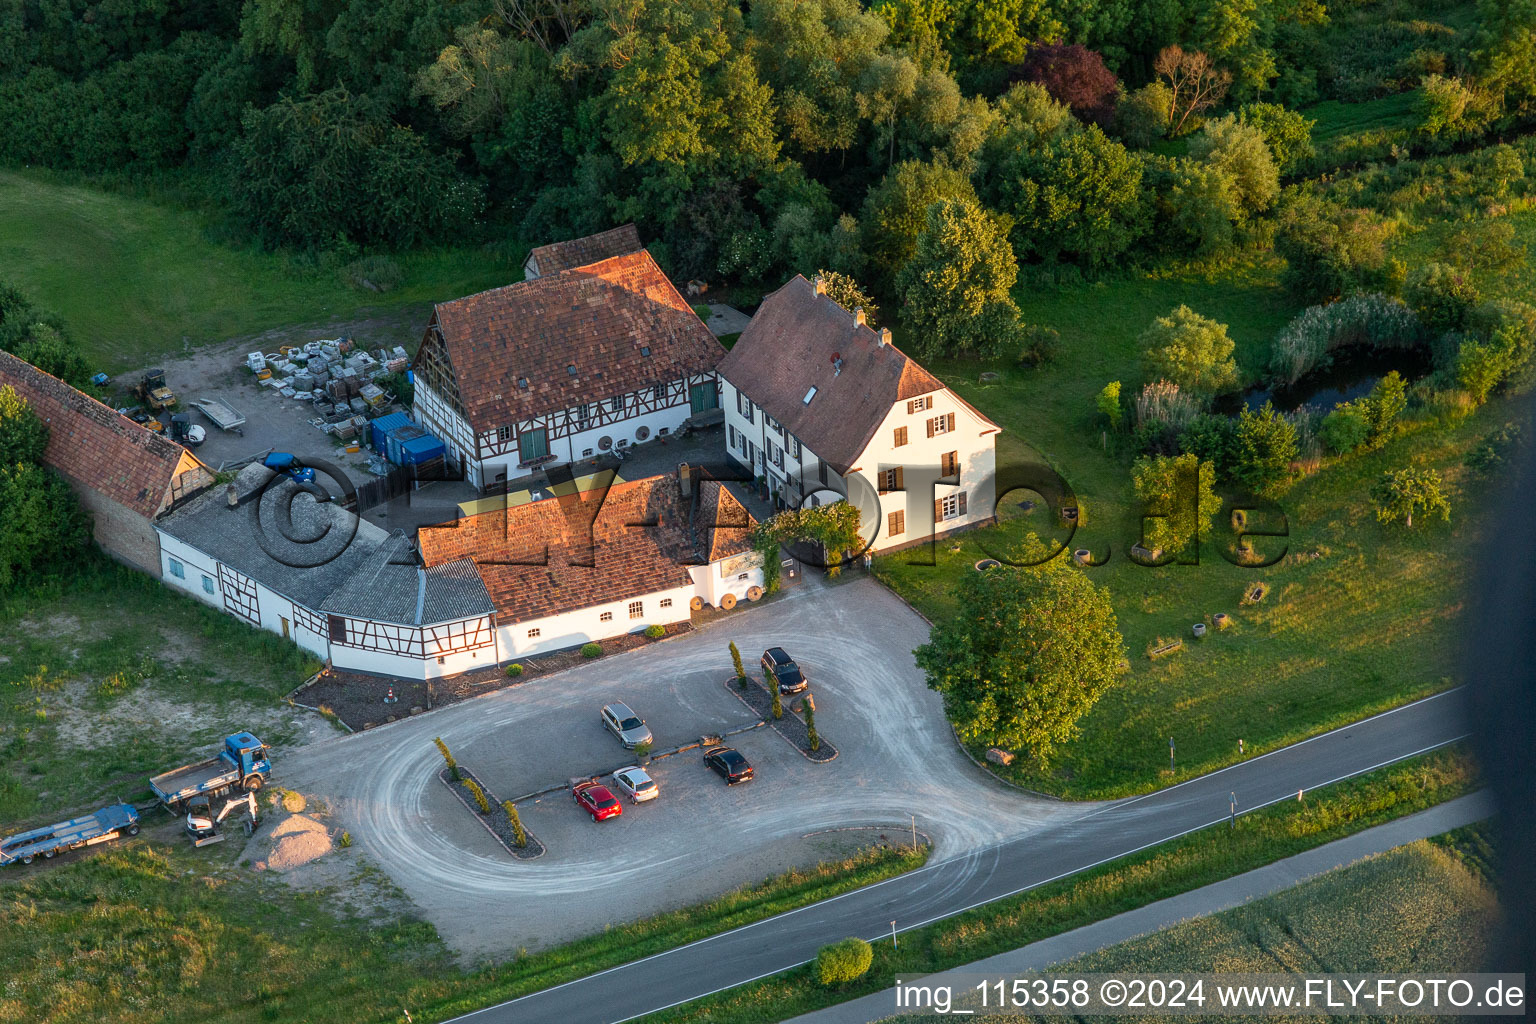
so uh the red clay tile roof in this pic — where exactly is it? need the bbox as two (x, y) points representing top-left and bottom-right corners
(0, 350), (211, 519)
(428, 250), (724, 433)
(717, 276), (973, 474)
(417, 474), (755, 622)
(526, 224), (643, 278)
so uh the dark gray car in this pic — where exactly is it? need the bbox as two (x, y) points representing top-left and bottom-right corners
(600, 702), (653, 749)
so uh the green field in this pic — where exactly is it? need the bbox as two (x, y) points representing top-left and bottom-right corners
(888, 831), (1494, 1022)
(875, 239), (1509, 797)
(0, 170), (516, 371)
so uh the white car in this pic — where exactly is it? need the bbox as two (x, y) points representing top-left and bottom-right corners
(612, 766), (658, 804)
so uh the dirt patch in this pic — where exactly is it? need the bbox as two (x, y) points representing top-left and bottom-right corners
(258, 813), (333, 872)
(294, 622), (692, 731)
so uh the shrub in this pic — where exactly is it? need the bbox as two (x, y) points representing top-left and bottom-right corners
(1464, 423), (1523, 474)
(816, 938), (874, 986)
(1320, 404), (1371, 454)
(771, 681), (783, 720)
(338, 830), (352, 848)
(1235, 102), (1316, 176)
(1268, 294), (1424, 387)
(1276, 196), (1403, 303)
(462, 777), (491, 814)
(434, 737), (459, 781)
(1140, 306), (1240, 402)
(581, 643), (603, 659)
(1096, 382), (1123, 430)
(644, 624), (666, 639)
(730, 641), (747, 683)
(1142, 154), (1239, 255)
(1234, 402), (1299, 495)
(1360, 372), (1408, 450)
(1131, 454), (1221, 556)
(634, 740), (653, 758)
(1405, 263), (1480, 335)
(505, 663), (524, 677)
(805, 701), (820, 752)
(503, 801), (527, 848)
(1179, 414), (1237, 476)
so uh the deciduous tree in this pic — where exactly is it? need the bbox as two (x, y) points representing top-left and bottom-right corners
(896, 197), (1025, 360)
(1132, 453), (1221, 556)
(1372, 467), (1450, 529)
(915, 545), (1124, 767)
(1139, 306), (1240, 402)
(1153, 45), (1232, 135)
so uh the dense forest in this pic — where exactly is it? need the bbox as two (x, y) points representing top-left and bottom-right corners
(1, 0), (1532, 324)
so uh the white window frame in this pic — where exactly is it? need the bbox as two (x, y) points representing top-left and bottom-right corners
(628, 601), (643, 620)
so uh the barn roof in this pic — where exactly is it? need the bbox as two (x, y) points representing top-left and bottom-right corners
(0, 350), (209, 519)
(716, 276), (961, 474)
(525, 224), (643, 279)
(417, 474), (755, 623)
(426, 250), (722, 433)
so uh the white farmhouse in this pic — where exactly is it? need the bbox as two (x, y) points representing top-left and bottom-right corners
(717, 274), (1000, 553)
(412, 237), (725, 493)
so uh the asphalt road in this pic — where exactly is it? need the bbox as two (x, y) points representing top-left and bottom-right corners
(448, 686), (1469, 1024)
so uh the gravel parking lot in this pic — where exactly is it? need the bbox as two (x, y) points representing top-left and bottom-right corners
(280, 576), (1094, 958)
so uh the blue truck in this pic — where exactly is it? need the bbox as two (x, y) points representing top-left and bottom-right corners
(149, 731), (272, 812)
(1, 803), (140, 867)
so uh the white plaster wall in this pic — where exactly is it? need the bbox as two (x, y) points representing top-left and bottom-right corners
(413, 381), (479, 485)
(329, 621), (497, 680)
(156, 532), (223, 608)
(496, 582), (696, 659)
(690, 559), (765, 607)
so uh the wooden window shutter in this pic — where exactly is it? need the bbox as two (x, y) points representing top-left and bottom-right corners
(926, 418), (935, 439)
(946, 412), (955, 432)
(934, 498), (943, 522)
(958, 491), (968, 515)
(894, 466), (904, 489)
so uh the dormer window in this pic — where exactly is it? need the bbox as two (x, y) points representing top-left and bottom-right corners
(567, 365), (578, 376)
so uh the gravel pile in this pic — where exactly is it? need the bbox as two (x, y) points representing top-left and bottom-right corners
(260, 814), (333, 872)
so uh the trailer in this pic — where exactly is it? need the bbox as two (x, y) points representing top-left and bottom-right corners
(149, 731), (271, 812)
(1, 803), (140, 867)
(191, 397), (246, 436)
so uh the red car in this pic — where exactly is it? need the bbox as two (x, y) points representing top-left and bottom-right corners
(573, 780), (623, 822)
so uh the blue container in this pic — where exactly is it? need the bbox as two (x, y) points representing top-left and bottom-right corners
(370, 411), (412, 454)
(399, 433), (446, 466)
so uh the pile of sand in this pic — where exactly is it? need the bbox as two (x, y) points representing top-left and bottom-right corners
(258, 813), (332, 872)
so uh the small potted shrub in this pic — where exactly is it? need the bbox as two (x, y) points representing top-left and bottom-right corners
(644, 624), (665, 639)
(581, 642), (603, 659)
(505, 663), (524, 677)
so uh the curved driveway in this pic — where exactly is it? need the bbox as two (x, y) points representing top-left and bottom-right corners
(281, 578), (1088, 956)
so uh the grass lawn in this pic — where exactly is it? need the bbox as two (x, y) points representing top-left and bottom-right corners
(639, 747), (1477, 1024)
(0, 559), (322, 826)
(886, 829), (1493, 1022)
(0, 830), (926, 1024)
(0, 169), (518, 372)
(875, 241), (1513, 798)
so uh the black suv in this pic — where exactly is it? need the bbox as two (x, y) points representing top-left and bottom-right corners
(702, 745), (754, 784)
(761, 647), (807, 694)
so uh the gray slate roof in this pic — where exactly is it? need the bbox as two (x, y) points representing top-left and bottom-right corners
(321, 533), (494, 625)
(159, 464), (492, 626)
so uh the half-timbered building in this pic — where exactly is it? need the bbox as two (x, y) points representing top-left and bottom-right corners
(418, 471), (763, 659)
(413, 243), (725, 493)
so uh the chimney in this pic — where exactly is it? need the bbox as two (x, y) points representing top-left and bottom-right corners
(853, 307), (866, 327)
(813, 274), (827, 296)
(878, 327), (891, 346)
(678, 462), (692, 498)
